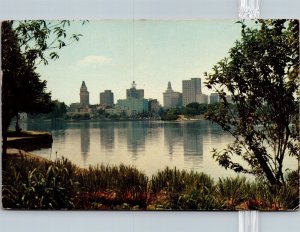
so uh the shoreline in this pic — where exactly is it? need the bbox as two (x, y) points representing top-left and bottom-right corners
(20, 116), (207, 124)
(7, 130), (53, 151)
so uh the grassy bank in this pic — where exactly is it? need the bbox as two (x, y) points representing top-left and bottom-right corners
(2, 155), (298, 210)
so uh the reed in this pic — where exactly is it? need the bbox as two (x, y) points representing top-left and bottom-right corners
(2, 157), (77, 209)
(150, 167), (222, 210)
(2, 156), (298, 210)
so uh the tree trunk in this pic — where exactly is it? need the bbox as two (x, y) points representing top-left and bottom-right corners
(253, 147), (279, 186)
(2, 131), (7, 171)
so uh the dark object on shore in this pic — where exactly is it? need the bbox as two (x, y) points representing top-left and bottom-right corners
(7, 131), (53, 151)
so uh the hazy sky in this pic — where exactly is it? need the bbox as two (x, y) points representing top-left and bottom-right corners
(36, 20), (247, 105)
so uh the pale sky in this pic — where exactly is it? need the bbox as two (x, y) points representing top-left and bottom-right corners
(36, 20), (248, 105)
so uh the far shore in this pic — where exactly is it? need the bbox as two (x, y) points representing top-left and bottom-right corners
(17, 114), (207, 123)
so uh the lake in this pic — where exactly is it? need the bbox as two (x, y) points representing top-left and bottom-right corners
(18, 120), (297, 179)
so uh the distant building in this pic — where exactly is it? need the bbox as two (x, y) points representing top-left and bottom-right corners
(67, 81), (91, 117)
(100, 90), (114, 106)
(106, 81), (148, 116)
(196, 93), (208, 104)
(148, 99), (160, 112)
(182, 78), (201, 106)
(210, 93), (219, 104)
(163, 81), (182, 109)
(80, 81), (89, 107)
(126, 81), (144, 99)
(116, 98), (149, 116)
(69, 103), (81, 113)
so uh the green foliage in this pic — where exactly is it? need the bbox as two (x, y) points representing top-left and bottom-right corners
(216, 177), (252, 209)
(78, 164), (148, 195)
(184, 102), (208, 116)
(2, 156), (298, 210)
(13, 20), (86, 66)
(108, 114), (120, 120)
(2, 157), (76, 209)
(160, 103), (209, 120)
(205, 20), (299, 186)
(2, 156), (148, 210)
(150, 167), (222, 210)
(77, 164), (148, 208)
(71, 113), (90, 120)
(49, 100), (67, 119)
(1, 21), (54, 134)
(160, 108), (180, 121)
(1, 20), (85, 156)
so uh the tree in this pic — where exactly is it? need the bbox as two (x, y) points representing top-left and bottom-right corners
(2, 20), (85, 156)
(204, 20), (299, 187)
(49, 101), (67, 119)
(185, 102), (200, 116)
(2, 21), (54, 136)
(13, 20), (85, 66)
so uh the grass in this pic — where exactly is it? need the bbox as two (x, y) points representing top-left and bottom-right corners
(2, 155), (299, 210)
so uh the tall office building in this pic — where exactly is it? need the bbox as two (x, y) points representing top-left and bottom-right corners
(182, 78), (201, 106)
(126, 81), (144, 99)
(163, 81), (182, 109)
(80, 81), (89, 107)
(100, 90), (114, 106)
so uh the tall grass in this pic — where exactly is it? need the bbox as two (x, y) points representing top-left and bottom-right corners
(2, 156), (298, 210)
(150, 167), (221, 210)
(76, 164), (149, 209)
(2, 157), (77, 209)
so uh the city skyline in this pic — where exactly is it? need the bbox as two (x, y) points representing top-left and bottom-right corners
(73, 79), (217, 107)
(36, 20), (251, 105)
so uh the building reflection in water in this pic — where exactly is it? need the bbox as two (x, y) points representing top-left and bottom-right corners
(164, 122), (206, 169)
(100, 123), (115, 151)
(163, 123), (183, 161)
(182, 123), (204, 169)
(80, 123), (90, 165)
(126, 122), (146, 160)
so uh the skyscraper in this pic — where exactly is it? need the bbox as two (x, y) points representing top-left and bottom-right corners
(80, 81), (89, 107)
(126, 81), (144, 99)
(163, 81), (182, 109)
(100, 90), (114, 106)
(182, 78), (201, 106)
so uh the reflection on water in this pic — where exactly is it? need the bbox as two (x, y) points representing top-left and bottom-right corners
(164, 123), (183, 157)
(183, 123), (204, 170)
(100, 124), (115, 151)
(80, 123), (90, 165)
(127, 122), (146, 159)
(24, 120), (297, 178)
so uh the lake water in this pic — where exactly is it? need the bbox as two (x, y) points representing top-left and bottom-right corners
(19, 120), (297, 179)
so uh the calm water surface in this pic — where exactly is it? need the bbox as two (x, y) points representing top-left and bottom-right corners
(20, 120), (297, 179)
